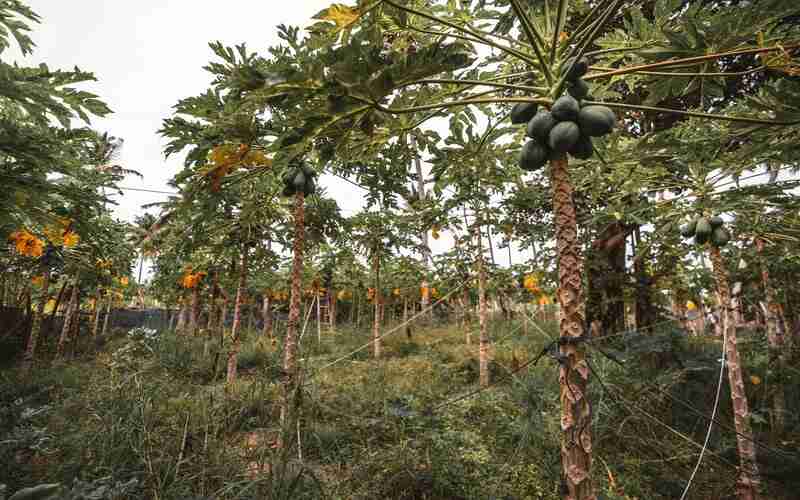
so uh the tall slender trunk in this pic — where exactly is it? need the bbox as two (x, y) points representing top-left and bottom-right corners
(756, 238), (785, 434)
(91, 290), (103, 338)
(281, 191), (305, 443)
(57, 278), (80, 358)
(329, 291), (336, 332)
(262, 294), (273, 338)
(101, 294), (113, 336)
(24, 268), (51, 366)
(475, 220), (489, 388)
(403, 296), (411, 339)
(175, 296), (187, 333)
(550, 156), (593, 500)
(372, 247), (382, 359)
(188, 286), (200, 337)
(226, 248), (249, 384)
(462, 286), (471, 345)
(709, 246), (761, 500)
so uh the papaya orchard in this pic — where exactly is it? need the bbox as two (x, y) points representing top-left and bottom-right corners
(3, 1), (800, 500)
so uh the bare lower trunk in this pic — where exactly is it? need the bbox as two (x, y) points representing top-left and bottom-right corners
(24, 268), (51, 366)
(101, 294), (113, 336)
(226, 249), (249, 384)
(175, 299), (187, 333)
(403, 297), (411, 339)
(281, 191), (305, 444)
(91, 290), (103, 339)
(756, 239), (785, 433)
(709, 246), (761, 500)
(188, 286), (200, 337)
(373, 248), (382, 359)
(550, 156), (594, 500)
(262, 295), (273, 338)
(475, 221), (490, 388)
(57, 279), (80, 358)
(462, 287), (471, 345)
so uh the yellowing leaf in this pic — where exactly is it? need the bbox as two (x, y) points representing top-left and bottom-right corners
(317, 4), (360, 30)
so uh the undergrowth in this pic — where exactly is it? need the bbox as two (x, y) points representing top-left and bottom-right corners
(1, 318), (798, 499)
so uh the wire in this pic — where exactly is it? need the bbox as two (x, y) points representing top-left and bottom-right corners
(679, 305), (727, 500)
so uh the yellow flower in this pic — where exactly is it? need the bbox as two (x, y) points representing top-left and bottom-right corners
(523, 274), (539, 292)
(118, 276), (129, 286)
(44, 298), (57, 314)
(538, 295), (553, 306)
(686, 300), (697, 311)
(62, 231), (80, 247)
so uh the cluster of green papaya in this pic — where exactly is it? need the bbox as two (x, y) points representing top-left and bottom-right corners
(679, 215), (730, 247)
(281, 163), (317, 197)
(511, 57), (616, 171)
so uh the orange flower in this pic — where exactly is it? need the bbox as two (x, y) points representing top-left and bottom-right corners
(10, 229), (44, 257)
(118, 276), (129, 286)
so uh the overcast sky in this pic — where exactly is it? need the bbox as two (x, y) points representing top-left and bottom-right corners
(11, 1), (527, 269)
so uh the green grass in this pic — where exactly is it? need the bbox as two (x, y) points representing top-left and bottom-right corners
(1, 318), (798, 499)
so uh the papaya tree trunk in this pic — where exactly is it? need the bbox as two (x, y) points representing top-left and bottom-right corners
(24, 268), (51, 367)
(175, 296), (187, 334)
(709, 246), (761, 500)
(549, 156), (594, 500)
(188, 286), (200, 337)
(262, 294), (273, 338)
(226, 248), (248, 384)
(462, 286), (471, 345)
(57, 278), (80, 358)
(372, 246), (382, 359)
(475, 220), (489, 388)
(281, 191), (305, 443)
(756, 238), (785, 434)
(101, 293), (113, 337)
(91, 289), (103, 339)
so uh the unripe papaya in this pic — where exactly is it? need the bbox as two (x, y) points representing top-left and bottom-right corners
(680, 219), (697, 238)
(695, 217), (712, 237)
(510, 102), (538, 124)
(709, 216), (724, 228)
(567, 78), (590, 100)
(578, 105), (616, 137)
(711, 227), (730, 247)
(548, 121), (581, 153)
(527, 111), (556, 142)
(282, 185), (295, 197)
(561, 57), (589, 81)
(551, 95), (580, 122)
(568, 134), (593, 160)
(292, 170), (306, 191)
(519, 140), (549, 171)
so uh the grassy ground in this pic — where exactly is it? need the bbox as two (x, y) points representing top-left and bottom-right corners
(1, 314), (798, 499)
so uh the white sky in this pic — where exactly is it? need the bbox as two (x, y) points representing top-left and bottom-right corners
(10, 1), (527, 270)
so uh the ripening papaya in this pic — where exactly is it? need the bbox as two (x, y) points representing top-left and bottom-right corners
(551, 95), (580, 122)
(695, 217), (712, 238)
(711, 227), (730, 247)
(568, 134), (593, 160)
(510, 102), (538, 124)
(709, 216), (724, 228)
(527, 111), (557, 142)
(679, 218), (697, 238)
(567, 78), (590, 100)
(548, 121), (581, 153)
(519, 140), (549, 171)
(578, 105), (616, 137)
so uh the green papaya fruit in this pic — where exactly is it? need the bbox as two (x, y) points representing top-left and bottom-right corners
(527, 111), (556, 142)
(694, 231), (709, 245)
(577, 105), (616, 137)
(709, 216), (724, 228)
(711, 227), (730, 247)
(548, 121), (581, 153)
(568, 134), (593, 160)
(519, 140), (549, 171)
(282, 185), (295, 197)
(567, 78), (590, 100)
(292, 170), (306, 191)
(281, 169), (295, 185)
(510, 102), (538, 124)
(695, 217), (712, 237)
(679, 219), (697, 238)
(303, 178), (316, 196)
(301, 164), (315, 178)
(551, 95), (580, 122)
(561, 57), (589, 81)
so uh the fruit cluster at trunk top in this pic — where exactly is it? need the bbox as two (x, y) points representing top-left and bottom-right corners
(679, 215), (730, 248)
(511, 57), (616, 172)
(281, 163), (317, 197)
